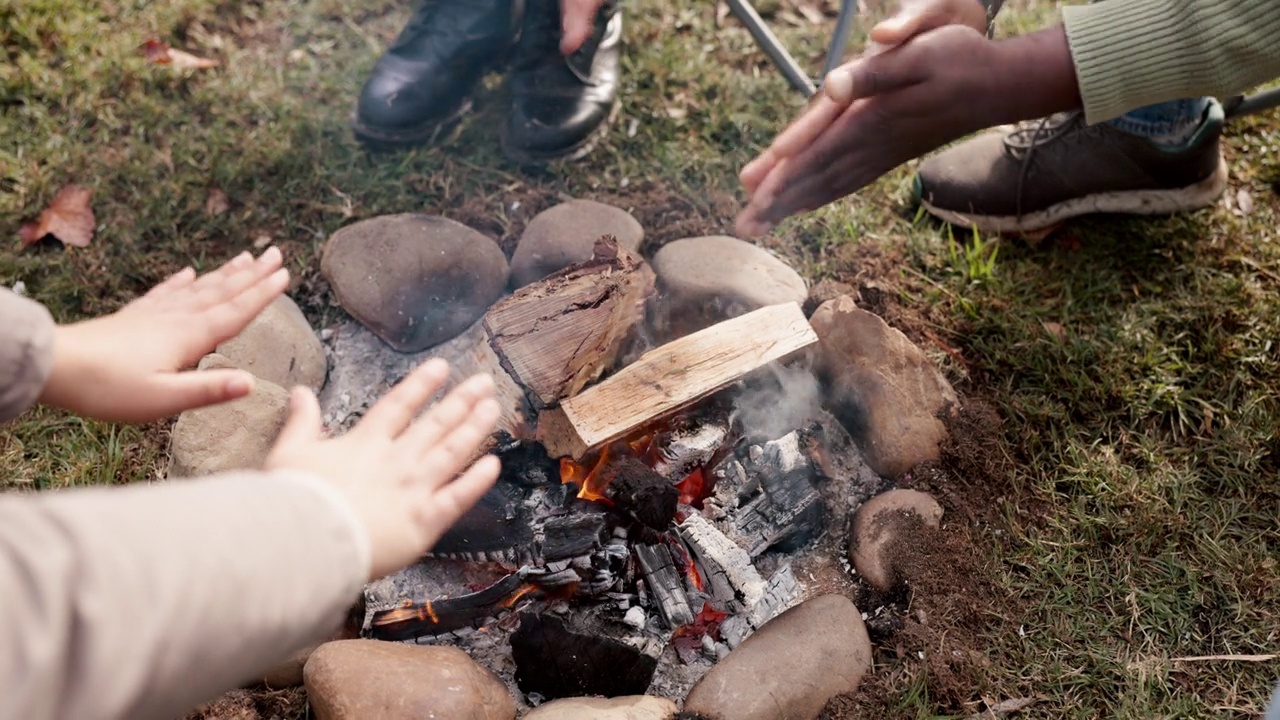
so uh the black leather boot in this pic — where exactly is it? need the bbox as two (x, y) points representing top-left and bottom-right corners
(502, 0), (620, 163)
(353, 0), (525, 147)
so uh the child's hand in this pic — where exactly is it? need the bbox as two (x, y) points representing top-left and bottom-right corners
(37, 248), (289, 423)
(265, 359), (502, 581)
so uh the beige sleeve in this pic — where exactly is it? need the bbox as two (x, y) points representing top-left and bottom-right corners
(0, 470), (371, 720)
(0, 288), (55, 423)
(1064, 0), (1280, 123)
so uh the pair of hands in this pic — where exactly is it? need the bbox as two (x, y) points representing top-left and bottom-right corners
(37, 249), (501, 582)
(735, 0), (995, 235)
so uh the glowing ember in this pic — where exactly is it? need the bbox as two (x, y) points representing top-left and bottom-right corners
(501, 583), (541, 609)
(675, 467), (710, 507)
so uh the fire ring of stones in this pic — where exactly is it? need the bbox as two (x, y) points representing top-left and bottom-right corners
(169, 201), (961, 720)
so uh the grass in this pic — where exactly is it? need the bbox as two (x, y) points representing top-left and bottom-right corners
(3, 0), (1279, 717)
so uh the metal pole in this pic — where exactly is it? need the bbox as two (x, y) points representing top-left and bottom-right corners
(725, 0), (818, 97)
(820, 0), (858, 80)
(1226, 87), (1280, 120)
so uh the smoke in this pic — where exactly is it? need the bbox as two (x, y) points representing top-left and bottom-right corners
(730, 362), (824, 442)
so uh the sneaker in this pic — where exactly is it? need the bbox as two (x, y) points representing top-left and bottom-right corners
(914, 101), (1228, 234)
(352, 0), (524, 147)
(502, 0), (621, 164)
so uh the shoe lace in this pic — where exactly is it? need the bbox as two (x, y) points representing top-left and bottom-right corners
(1004, 110), (1105, 219)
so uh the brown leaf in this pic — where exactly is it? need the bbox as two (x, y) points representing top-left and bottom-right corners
(205, 188), (231, 217)
(141, 37), (220, 70)
(1041, 321), (1066, 342)
(1235, 188), (1254, 216)
(19, 184), (95, 249)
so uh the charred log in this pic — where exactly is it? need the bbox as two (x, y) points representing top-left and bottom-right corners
(600, 456), (679, 531)
(367, 572), (529, 641)
(429, 480), (534, 559)
(634, 543), (695, 628)
(540, 513), (609, 562)
(733, 432), (824, 555)
(511, 612), (660, 699)
(493, 433), (561, 487)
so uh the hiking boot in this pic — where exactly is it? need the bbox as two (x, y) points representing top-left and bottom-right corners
(914, 100), (1228, 234)
(502, 0), (621, 164)
(352, 0), (524, 147)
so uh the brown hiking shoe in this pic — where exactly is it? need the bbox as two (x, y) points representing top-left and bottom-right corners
(914, 103), (1227, 234)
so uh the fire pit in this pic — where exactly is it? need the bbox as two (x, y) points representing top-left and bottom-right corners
(163, 204), (961, 717)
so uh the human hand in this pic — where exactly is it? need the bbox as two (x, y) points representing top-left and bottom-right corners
(560, 0), (606, 54)
(37, 248), (289, 423)
(739, 0), (987, 206)
(265, 359), (502, 581)
(736, 26), (1002, 235)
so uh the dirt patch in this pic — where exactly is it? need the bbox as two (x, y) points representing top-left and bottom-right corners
(183, 687), (307, 720)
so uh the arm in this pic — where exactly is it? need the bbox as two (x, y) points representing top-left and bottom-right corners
(0, 471), (369, 720)
(0, 289), (55, 423)
(1064, 0), (1280, 123)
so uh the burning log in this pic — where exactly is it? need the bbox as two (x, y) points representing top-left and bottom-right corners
(429, 480), (535, 563)
(598, 455), (679, 531)
(634, 543), (695, 628)
(485, 238), (653, 411)
(536, 302), (819, 459)
(511, 612), (661, 699)
(367, 572), (532, 641)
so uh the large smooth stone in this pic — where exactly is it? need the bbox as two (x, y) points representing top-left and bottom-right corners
(216, 294), (327, 392)
(809, 295), (959, 477)
(849, 489), (945, 592)
(683, 595), (871, 720)
(167, 354), (288, 477)
(511, 200), (644, 287)
(321, 214), (509, 352)
(650, 236), (806, 336)
(522, 695), (677, 719)
(303, 640), (515, 720)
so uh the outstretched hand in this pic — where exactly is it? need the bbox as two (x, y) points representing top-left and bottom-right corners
(735, 24), (1000, 236)
(37, 248), (289, 423)
(732, 0), (988, 235)
(265, 359), (503, 581)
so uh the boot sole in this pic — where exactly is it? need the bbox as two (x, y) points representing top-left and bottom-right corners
(920, 155), (1229, 235)
(499, 99), (620, 166)
(350, 99), (473, 150)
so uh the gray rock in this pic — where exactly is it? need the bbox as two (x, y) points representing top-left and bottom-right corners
(168, 354), (288, 477)
(683, 595), (871, 720)
(321, 214), (509, 352)
(522, 695), (677, 720)
(303, 640), (515, 720)
(216, 294), (327, 392)
(260, 645), (315, 689)
(809, 295), (959, 477)
(650, 236), (806, 337)
(849, 489), (944, 592)
(511, 200), (644, 287)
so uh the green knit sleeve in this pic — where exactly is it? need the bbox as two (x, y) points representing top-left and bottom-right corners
(1063, 0), (1280, 123)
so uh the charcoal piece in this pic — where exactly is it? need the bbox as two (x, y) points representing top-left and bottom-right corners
(430, 480), (533, 556)
(511, 613), (658, 699)
(367, 572), (528, 641)
(599, 456), (679, 530)
(677, 514), (760, 605)
(495, 433), (562, 487)
(541, 512), (609, 561)
(634, 544), (695, 627)
(650, 416), (730, 481)
(733, 432), (824, 555)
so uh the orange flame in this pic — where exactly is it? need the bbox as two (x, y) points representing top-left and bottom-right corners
(501, 583), (540, 609)
(560, 444), (615, 502)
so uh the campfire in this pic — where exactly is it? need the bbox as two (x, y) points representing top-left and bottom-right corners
(328, 237), (886, 702)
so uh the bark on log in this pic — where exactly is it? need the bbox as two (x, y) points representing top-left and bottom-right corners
(485, 237), (653, 411)
(536, 303), (819, 459)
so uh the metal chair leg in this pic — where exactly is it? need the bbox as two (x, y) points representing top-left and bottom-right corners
(724, 0), (817, 96)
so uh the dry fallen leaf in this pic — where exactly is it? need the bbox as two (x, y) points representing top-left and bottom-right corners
(1235, 187), (1254, 216)
(1041, 321), (1067, 342)
(18, 184), (95, 249)
(141, 37), (220, 70)
(205, 188), (231, 217)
